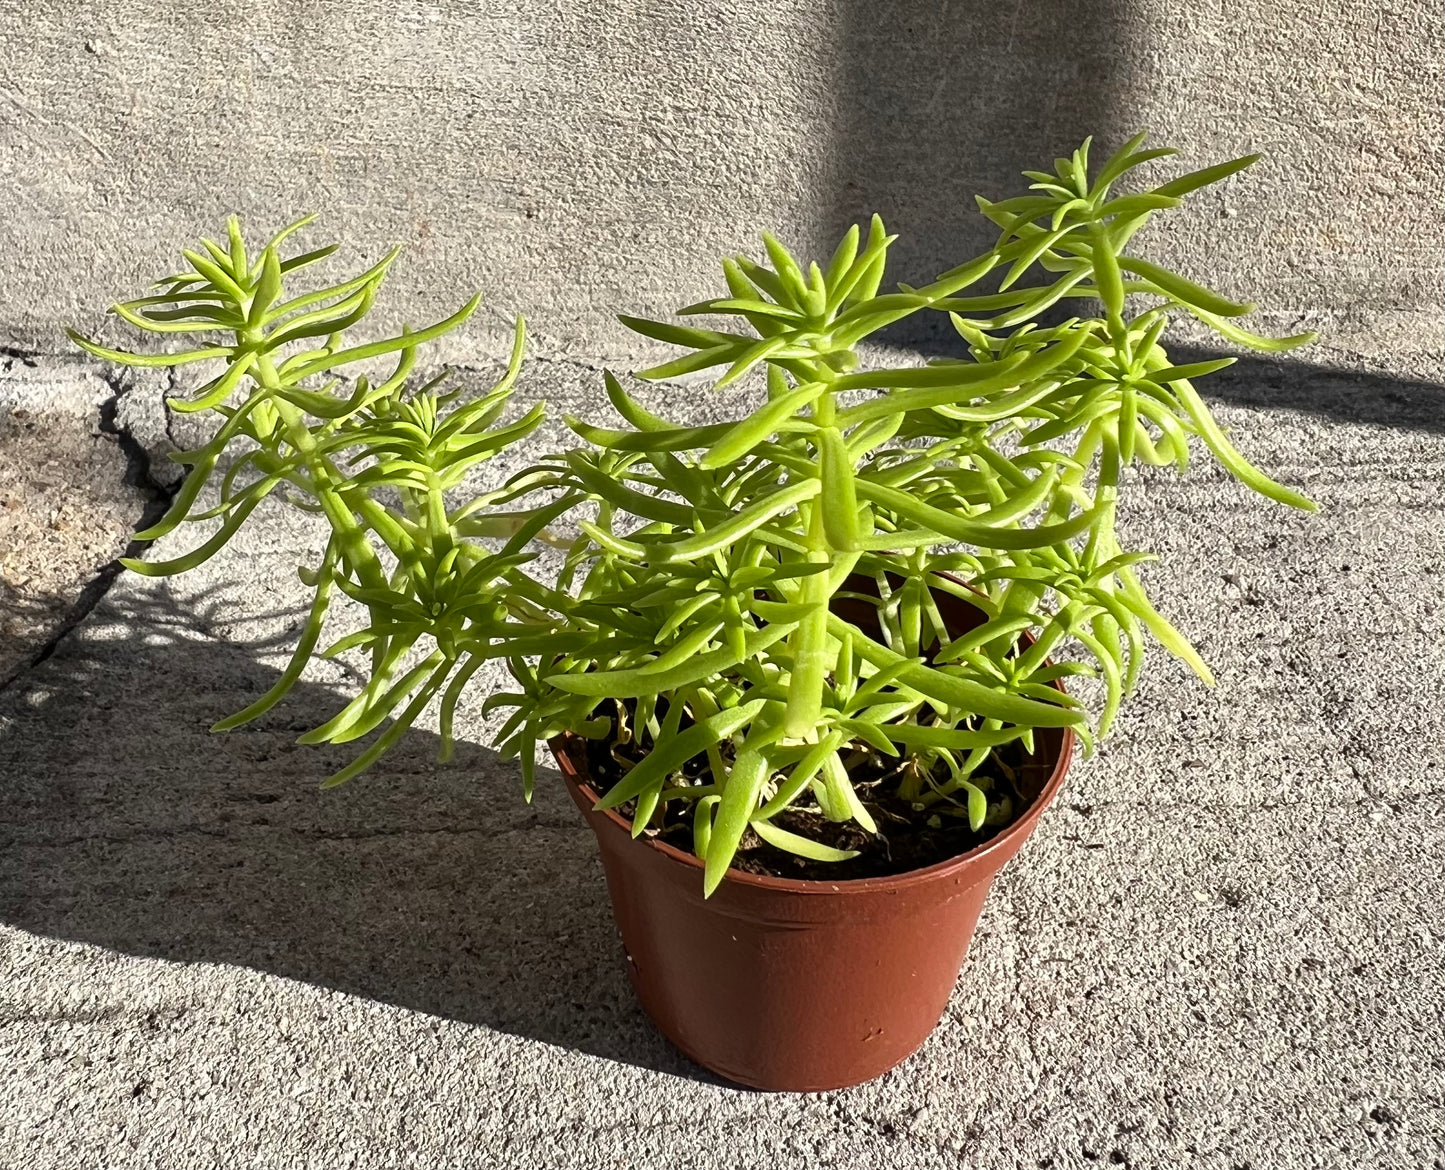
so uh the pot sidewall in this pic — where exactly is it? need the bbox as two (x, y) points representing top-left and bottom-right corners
(554, 724), (1070, 1091)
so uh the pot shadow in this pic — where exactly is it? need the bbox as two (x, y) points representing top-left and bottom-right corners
(0, 586), (716, 1083)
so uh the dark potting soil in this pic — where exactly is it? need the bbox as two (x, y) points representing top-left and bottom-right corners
(578, 700), (1054, 882)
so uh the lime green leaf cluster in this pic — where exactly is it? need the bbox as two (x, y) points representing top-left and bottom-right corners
(511, 134), (1316, 895)
(76, 135), (1317, 897)
(71, 216), (566, 785)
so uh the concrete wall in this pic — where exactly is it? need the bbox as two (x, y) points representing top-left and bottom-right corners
(2, 0), (1440, 375)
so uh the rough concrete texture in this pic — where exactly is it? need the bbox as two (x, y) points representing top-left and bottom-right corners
(0, 354), (166, 685)
(2, 355), (1443, 1168)
(2, 0), (1443, 1162)
(2, 2), (1441, 374)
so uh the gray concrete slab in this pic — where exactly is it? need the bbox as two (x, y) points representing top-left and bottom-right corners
(1, 355), (1442, 1167)
(3, 2), (1442, 374)
(0, 353), (165, 686)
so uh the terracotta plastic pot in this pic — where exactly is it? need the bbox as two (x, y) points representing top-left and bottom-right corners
(549, 576), (1074, 1091)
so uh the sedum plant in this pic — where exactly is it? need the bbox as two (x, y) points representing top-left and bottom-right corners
(499, 132), (1316, 892)
(76, 134), (1315, 896)
(68, 216), (564, 787)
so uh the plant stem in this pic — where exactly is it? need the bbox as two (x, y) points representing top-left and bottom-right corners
(783, 502), (832, 738)
(424, 470), (455, 565)
(782, 386), (837, 740)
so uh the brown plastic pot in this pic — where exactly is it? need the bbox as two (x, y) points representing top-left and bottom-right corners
(548, 575), (1074, 1091)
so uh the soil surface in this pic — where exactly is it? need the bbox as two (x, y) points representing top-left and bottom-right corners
(576, 699), (1060, 882)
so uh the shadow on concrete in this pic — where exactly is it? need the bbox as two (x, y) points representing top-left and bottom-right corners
(829, 3), (1445, 426)
(1164, 349), (1445, 435)
(0, 587), (714, 1083)
(904, 331), (1445, 434)
(828, 0), (1134, 348)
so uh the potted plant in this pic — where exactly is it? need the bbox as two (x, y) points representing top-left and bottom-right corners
(72, 133), (1316, 1091)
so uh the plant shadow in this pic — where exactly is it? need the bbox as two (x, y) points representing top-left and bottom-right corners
(0, 585), (719, 1083)
(829, 2), (1445, 428)
(909, 336), (1445, 434)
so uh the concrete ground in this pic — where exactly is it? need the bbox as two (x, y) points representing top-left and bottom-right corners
(1, 353), (1443, 1168)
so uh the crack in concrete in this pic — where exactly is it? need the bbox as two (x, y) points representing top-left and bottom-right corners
(295, 820), (582, 842)
(819, 1095), (979, 1161)
(97, 369), (177, 531)
(0, 1006), (138, 1026)
(0, 369), (178, 694)
(0, 345), (40, 370)
(1055, 789), (1444, 817)
(163, 366), (181, 449)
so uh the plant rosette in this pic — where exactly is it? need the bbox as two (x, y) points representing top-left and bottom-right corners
(74, 133), (1317, 1090)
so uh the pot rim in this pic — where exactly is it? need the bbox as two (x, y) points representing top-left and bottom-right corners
(551, 720), (1073, 897)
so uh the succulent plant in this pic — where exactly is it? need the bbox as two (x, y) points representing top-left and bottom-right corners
(74, 134), (1316, 894)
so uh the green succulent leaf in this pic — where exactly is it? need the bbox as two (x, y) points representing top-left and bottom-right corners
(750, 818), (860, 862)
